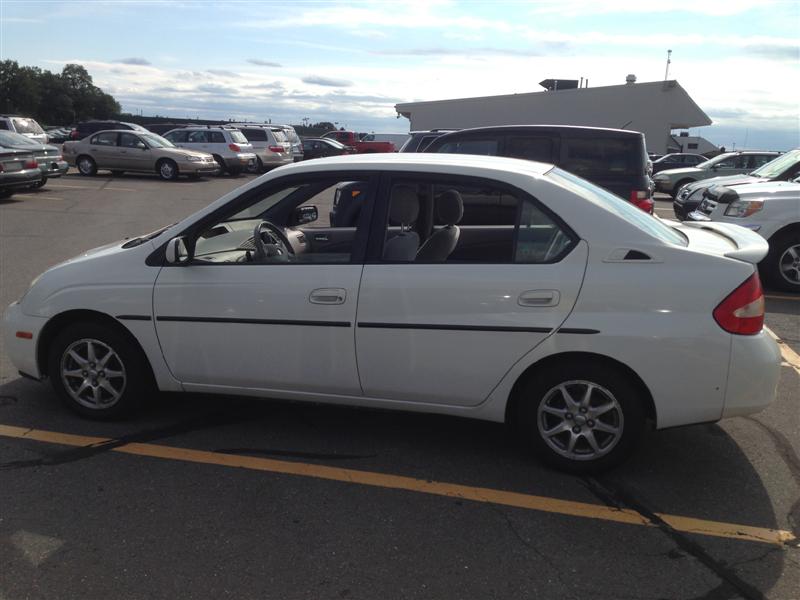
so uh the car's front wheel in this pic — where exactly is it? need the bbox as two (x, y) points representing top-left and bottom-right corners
(510, 360), (646, 473)
(48, 322), (153, 419)
(157, 159), (179, 181)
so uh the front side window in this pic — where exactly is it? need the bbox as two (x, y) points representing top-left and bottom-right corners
(165, 130), (188, 143)
(91, 132), (118, 146)
(191, 176), (374, 265)
(119, 133), (146, 149)
(186, 131), (208, 143)
(380, 177), (575, 264)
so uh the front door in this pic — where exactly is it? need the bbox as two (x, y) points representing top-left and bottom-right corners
(118, 132), (151, 172)
(153, 172), (377, 396)
(355, 174), (588, 407)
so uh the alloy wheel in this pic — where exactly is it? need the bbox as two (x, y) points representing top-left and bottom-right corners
(60, 338), (127, 409)
(779, 243), (800, 285)
(537, 380), (624, 461)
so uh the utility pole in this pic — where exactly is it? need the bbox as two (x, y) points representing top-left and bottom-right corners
(664, 49), (672, 81)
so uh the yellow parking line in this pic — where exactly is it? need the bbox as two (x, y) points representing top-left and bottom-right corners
(0, 424), (793, 546)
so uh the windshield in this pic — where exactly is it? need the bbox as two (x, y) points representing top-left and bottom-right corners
(549, 168), (688, 247)
(140, 133), (175, 148)
(752, 149), (799, 178)
(12, 117), (44, 135)
(0, 131), (39, 147)
(696, 153), (735, 169)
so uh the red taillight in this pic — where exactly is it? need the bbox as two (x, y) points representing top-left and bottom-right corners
(70, 129), (78, 139)
(713, 273), (765, 335)
(268, 145), (284, 153)
(24, 159), (38, 169)
(228, 144), (241, 152)
(629, 190), (653, 213)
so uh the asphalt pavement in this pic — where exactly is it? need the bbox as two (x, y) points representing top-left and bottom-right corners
(0, 171), (798, 600)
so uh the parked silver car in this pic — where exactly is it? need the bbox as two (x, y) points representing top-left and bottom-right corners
(652, 151), (780, 197)
(63, 130), (219, 180)
(0, 131), (68, 188)
(0, 147), (42, 198)
(0, 115), (48, 144)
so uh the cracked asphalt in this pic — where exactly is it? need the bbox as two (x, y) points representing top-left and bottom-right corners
(0, 172), (798, 599)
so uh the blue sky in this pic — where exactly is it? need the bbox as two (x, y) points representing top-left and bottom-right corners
(1, 0), (798, 149)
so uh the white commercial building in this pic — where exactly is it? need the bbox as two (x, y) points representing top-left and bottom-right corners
(395, 78), (712, 155)
(667, 133), (719, 154)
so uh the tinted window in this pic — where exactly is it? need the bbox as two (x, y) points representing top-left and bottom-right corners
(561, 136), (642, 176)
(688, 143), (699, 149)
(0, 121), (8, 130)
(436, 139), (499, 156)
(210, 131), (226, 143)
(749, 155), (774, 169)
(91, 132), (118, 146)
(242, 128), (267, 142)
(506, 137), (554, 162)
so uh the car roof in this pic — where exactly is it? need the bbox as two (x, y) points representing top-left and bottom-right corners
(433, 124), (643, 139)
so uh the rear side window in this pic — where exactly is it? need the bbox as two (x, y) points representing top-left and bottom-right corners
(229, 131), (248, 144)
(210, 131), (227, 143)
(91, 132), (118, 146)
(436, 139), (499, 156)
(242, 128), (267, 142)
(561, 136), (643, 176)
(506, 137), (554, 162)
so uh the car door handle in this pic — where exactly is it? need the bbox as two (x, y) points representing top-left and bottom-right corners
(518, 290), (560, 307)
(309, 288), (347, 305)
(313, 234), (329, 242)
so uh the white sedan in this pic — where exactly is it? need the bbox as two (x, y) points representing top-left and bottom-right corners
(2, 154), (781, 472)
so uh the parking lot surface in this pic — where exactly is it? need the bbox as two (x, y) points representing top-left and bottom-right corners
(1, 171), (798, 599)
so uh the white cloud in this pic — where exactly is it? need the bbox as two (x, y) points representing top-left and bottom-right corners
(528, 0), (777, 16)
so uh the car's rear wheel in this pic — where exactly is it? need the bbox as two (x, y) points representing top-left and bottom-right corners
(48, 322), (153, 419)
(32, 177), (47, 189)
(157, 159), (179, 181)
(255, 157), (265, 173)
(212, 155), (226, 175)
(762, 230), (800, 292)
(510, 360), (646, 473)
(77, 156), (97, 176)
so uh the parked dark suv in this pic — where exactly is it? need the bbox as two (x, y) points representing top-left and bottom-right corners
(71, 120), (148, 140)
(424, 125), (652, 212)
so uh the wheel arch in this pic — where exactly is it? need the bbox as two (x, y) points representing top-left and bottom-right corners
(766, 221), (800, 243)
(505, 351), (657, 426)
(36, 309), (155, 383)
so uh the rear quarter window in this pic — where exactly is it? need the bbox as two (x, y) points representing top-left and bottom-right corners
(561, 136), (644, 176)
(229, 131), (248, 144)
(242, 129), (267, 142)
(436, 139), (499, 156)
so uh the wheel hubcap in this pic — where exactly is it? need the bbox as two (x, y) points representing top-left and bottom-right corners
(537, 380), (624, 461)
(161, 163), (174, 178)
(79, 159), (92, 173)
(779, 244), (800, 285)
(60, 339), (126, 409)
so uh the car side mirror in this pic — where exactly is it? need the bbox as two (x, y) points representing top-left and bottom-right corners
(292, 205), (318, 226)
(711, 164), (719, 170)
(165, 236), (192, 265)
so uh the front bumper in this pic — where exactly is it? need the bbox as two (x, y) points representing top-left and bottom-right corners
(183, 161), (220, 175)
(721, 330), (781, 419)
(224, 153), (257, 169)
(2, 302), (48, 380)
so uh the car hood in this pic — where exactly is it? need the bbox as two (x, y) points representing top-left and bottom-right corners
(712, 181), (800, 201)
(695, 174), (764, 189)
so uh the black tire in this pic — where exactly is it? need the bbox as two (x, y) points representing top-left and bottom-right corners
(672, 178), (694, 199)
(32, 177), (47, 189)
(157, 158), (179, 181)
(255, 157), (265, 173)
(76, 155), (97, 176)
(212, 155), (227, 176)
(761, 230), (800, 293)
(47, 321), (154, 420)
(509, 360), (646, 473)
(0, 189), (14, 199)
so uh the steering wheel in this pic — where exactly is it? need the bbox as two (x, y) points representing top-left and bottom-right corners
(252, 221), (294, 262)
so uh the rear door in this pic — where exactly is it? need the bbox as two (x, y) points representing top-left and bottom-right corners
(88, 132), (120, 168)
(355, 172), (587, 407)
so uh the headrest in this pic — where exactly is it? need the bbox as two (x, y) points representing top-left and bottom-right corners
(389, 186), (419, 224)
(436, 189), (464, 225)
